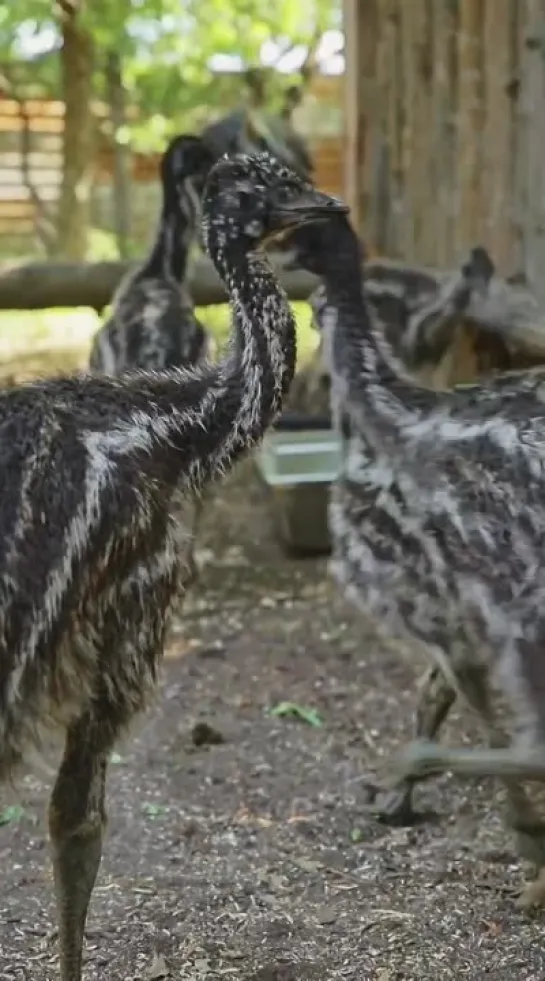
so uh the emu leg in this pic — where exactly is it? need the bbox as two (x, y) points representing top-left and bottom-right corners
(373, 666), (456, 825)
(393, 742), (545, 781)
(456, 669), (545, 877)
(394, 738), (545, 907)
(394, 664), (545, 910)
(48, 718), (109, 981)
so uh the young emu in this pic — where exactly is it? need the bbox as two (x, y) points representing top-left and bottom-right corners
(89, 134), (216, 374)
(0, 154), (345, 981)
(288, 213), (545, 910)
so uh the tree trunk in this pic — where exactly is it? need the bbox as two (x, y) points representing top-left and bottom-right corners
(106, 51), (132, 259)
(54, 0), (95, 260)
(517, 0), (545, 308)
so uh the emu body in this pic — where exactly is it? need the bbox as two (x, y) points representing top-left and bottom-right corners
(298, 227), (545, 825)
(0, 154), (345, 980)
(288, 214), (545, 907)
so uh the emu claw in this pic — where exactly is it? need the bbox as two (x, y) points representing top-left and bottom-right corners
(372, 786), (424, 827)
(362, 780), (419, 826)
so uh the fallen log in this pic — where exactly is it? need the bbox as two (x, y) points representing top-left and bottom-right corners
(0, 254), (318, 312)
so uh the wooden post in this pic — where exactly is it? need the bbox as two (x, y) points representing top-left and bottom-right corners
(431, 0), (458, 268)
(481, 0), (515, 271)
(342, 0), (378, 240)
(517, 0), (545, 305)
(399, 0), (435, 263)
(456, 0), (484, 257)
(343, 0), (364, 231)
(341, 0), (543, 279)
(376, 0), (403, 256)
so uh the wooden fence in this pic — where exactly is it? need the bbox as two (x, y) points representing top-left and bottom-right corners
(343, 0), (545, 302)
(0, 75), (344, 254)
(0, 99), (63, 247)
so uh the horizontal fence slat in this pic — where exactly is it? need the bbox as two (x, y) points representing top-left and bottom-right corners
(0, 76), (346, 250)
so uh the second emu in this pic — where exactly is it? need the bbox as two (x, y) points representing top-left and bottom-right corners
(89, 133), (216, 374)
(289, 212), (545, 910)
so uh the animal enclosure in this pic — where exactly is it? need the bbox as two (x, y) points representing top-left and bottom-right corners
(343, 0), (545, 304)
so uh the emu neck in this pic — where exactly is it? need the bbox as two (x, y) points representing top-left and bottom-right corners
(321, 226), (438, 443)
(144, 193), (193, 283)
(115, 244), (296, 495)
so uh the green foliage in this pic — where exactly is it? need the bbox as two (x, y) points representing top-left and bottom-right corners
(0, 804), (26, 825)
(0, 301), (317, 368)
(2, 0), (339, 148)
(269, 701), (324, 727)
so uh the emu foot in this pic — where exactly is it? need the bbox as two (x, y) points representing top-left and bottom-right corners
(364, 781), (436, 827)
(516, 868), (545, 912)
(513, 827), (545, 869)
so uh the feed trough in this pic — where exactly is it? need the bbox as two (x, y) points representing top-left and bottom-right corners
(256, 412), (341, 556)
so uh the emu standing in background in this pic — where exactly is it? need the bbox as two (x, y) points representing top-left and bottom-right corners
(288, 211), (545, 910)
(201, 66), (314, 180)
(0, 154), (345, 981)
(89, 134), (217, 589)
(89, 134), (216, 374)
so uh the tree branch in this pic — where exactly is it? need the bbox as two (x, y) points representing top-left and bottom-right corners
(0, 254), (318, 313)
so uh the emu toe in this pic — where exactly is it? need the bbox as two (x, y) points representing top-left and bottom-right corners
(369, 783), (424, 826)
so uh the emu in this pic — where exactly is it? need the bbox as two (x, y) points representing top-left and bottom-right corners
(288, 212), (545, 910)
(0, 153), (345, 980)
(89, 134), (216, 375)
(89, 134), (217, 591)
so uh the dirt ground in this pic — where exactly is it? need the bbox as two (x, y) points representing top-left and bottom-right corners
(2, 459), (545, 981)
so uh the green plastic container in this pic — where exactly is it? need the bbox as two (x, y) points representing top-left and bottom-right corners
(256, 414), (342, 556)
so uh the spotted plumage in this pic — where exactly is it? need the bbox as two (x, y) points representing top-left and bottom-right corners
(1, 153), (345, 981)
(288, 212), (545, 908)
(89, 134), (216, 375)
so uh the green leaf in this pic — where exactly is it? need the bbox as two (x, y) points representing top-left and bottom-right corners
(0, 805), (26, 826)
(269, 701), (323, 727)
(141, 802), (167, 819)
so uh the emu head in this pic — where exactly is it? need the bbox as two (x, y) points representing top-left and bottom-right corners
(201, 152), (347, 264)
(160, 134), (217, 243)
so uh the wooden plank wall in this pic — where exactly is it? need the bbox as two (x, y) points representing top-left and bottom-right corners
(343, 0), (545, 305)
(0, 99), (64, 246)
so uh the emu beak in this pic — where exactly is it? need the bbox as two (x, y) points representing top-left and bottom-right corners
(265, 189), (349, 245)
